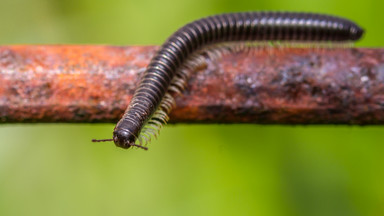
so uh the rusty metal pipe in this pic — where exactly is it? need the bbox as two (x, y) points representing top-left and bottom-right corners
(0, 45), (383, 124)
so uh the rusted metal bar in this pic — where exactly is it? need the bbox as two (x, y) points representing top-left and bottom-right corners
(0, 45), (383, 124)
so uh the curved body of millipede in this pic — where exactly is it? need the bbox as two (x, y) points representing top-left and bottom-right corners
(92, 12), (364, 150)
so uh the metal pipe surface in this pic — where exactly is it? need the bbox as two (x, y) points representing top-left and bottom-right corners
(0, 45), (383, 124)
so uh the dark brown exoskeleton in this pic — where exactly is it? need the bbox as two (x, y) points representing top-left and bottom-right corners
(93, 12), (364, 150)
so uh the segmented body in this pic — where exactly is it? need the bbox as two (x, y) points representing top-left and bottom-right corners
(105, 12), (364, 149)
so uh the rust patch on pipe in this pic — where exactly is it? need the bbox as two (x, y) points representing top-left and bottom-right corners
(0, 45), (383, 124)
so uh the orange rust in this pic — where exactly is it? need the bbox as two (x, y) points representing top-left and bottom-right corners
(0, 45), (383, 124)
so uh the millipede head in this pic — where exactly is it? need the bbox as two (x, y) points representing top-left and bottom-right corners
(92, 130), (148, 150)
(112, 129), (148, 150)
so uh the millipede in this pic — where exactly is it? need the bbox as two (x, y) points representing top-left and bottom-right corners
(92, 12), (364, 150)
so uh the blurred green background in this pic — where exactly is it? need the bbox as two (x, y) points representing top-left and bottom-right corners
(0, 0), (383, 215)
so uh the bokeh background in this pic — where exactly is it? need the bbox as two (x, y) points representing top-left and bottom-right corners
(0, 0), (383, 215)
